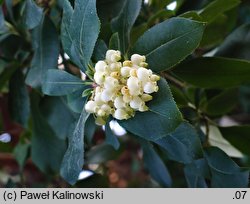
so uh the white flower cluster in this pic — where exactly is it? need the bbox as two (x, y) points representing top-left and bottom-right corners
(85, 50), (160, 125)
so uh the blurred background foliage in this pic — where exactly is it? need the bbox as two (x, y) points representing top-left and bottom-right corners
(0, 0), (250, 187)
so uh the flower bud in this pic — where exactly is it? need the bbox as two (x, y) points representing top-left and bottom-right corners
(121, 66), (131, 77)
(114, 96), (126, 109)
(94, 72), (105, 85)
(94, 92), (104, 105)
(101, 104), (112, 114)
(143, 82), (159, 94)
(106, 50), (117, 62)
(141, 94), (153, 102)
(101, 89), (114, 102)
(123, 94), (133, 103)
(131, 54), (146, 65)
(139, 62), (148, 68)
(137, 67), (150, 81)
(95, 61), (107, 72)
(139, 104), (149, 112)
(127, 76), (141, 96)
(151, 74), (160, 82)
(129, 96), (144, 110)
(111, 53), (121, 62)
(85, 101), (98, 113)
(113, 109), (128, 120)
(110, 62), (122, 71)
(129, 69), (137, 77)
(104, 76), (119, 90)
(123, 60), (133, 67)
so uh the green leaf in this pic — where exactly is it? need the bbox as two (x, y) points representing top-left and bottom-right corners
(141, 141), (172, 187)
(155, 122), (203, 164)
(67, 88), (87, 113)
(13, 142), (30, 170)
(26, 16), (59, 89)
(40, 97), (77, 140)
(30, 93), (67, 173)
(109, 32), (120, 50)
(61, 0), (74, 60)
(42, 69), (85, 96)
(184, 159), (209, 187)
(105, 121), (120, 150)
(220, 126), (250, 156)
(85, 114), (96, 145)
(203, 88), (238, 116)
(92, 39), (108, 62)
(60, 108), (90, 185)
(215, 24), (250, 60)
(173, 57), (250, 88)
(119, 78), (182, 141)
(85, 143), (117, 164)
(204, 147), (249, 188)
(130, 23), (147, 45)
(132, 17), (206, 72)
(8, 70), (30, 127)
(199, 0), (240, 23)
(69, 0), (100, 70)
(200, 10), (237, 49)
(23, 0), (43, 29)
(111, 0), (142, 54)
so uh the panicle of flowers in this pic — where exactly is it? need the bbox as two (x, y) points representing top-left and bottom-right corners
(85, 50), (160, 125)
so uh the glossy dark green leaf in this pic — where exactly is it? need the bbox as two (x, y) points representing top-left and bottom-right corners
(184, 159), (209, 188)
(85, 114), (96, 145)
(203, 88), (238, 116)
(67, 88), (87, 113)
(109, 32), (120, 50)
(130, 23), (147, 45)
(220, 126), (250, 156)
(132, 17), (206, 72)
(141, 141), (172, 187)
(61, 0), (73, 60)
(200, 9), (237, 49)
(26, 16), (59, 89)
(105, 121), (120, 150)
(92, 39), (108, 62)
(204, 147), (249, 187)
(8, 70), (30, 127)
(41, 97), (77, 140)
(30, 93), (67, 173)
(85, 143), (117, 164)
(111, 0), (142, 54)
(60, 108), (90, 185)
(42, 69), (85, 96)
(199, 0), (240, 23)
(173, 57), (250, 88)
(13, 142), (30, 170)
(216, 24), (250, 60)
(23, 0), (43, 29)
(155, 122), (203, 164)
(119, 78), (182, 141)
(69, 0), (100, 70)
